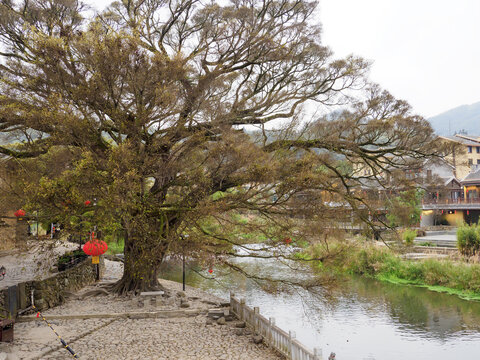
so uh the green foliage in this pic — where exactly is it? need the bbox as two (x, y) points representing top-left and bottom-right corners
(402, 229), (417, 246)
(386, 189), (423, 228)
(107, 238), (125, 255)
(457, 223), (480, 256)
(0, 0), (443, 292)
(57, 250), (87, 269)
(211, 191), (227, 201)
(418, 241), (436, 247)
(303, 240), (480, 299)
(231, 213), (249, 225)
(198, 212), (274, 245)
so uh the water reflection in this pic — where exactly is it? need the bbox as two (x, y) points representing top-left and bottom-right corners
(339, 277), (480, 339)
(159, 255), (480, 360)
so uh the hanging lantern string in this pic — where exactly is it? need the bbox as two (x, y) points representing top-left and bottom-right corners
(32, 304), (80, 359)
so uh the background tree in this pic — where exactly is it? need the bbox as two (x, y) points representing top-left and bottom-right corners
(0, 0), (442, 293)
(385, 189), (423, 228)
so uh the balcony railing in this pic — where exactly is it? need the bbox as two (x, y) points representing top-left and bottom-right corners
(422, 198), (480, 205)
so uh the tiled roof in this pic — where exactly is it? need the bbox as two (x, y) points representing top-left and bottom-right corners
(455, 134), (480, 143)
(440, 135), (480, 146)
(444, 176), (461, 186)
(462, 168), (480, 183)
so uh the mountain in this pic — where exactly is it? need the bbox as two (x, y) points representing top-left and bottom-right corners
(428, 101), (480, 135)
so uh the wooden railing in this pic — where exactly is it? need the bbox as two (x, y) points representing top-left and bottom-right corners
(230, 294), (323, 360)
(422, 198), (480, 205)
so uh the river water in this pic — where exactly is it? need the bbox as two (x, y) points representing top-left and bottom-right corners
(159, 246), (480, 360)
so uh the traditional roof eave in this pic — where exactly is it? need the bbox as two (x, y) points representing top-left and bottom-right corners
(444, 176), (461, 187)
(461, 169), (480, 184)
(438, 135), (480, 146)
(454, 134), (480, 144)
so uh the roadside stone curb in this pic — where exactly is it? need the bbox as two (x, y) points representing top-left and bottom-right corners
(17, 308), (206, 322)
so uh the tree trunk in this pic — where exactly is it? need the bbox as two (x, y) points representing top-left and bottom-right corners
(112, 228), (167, 295)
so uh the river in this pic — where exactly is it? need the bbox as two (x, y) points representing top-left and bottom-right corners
(159, 245), (480, 360)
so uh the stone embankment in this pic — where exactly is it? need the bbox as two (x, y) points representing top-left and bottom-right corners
(0, 241), (78, 288)
(0, 260), (284, 360)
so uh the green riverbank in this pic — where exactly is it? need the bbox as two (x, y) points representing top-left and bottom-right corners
(301, 241), (480, 302)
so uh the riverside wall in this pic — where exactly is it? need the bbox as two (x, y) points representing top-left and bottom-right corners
(0, 257), (104, 318)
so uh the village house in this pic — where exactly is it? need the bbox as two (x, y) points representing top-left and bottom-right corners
(421, 134), (480, 226)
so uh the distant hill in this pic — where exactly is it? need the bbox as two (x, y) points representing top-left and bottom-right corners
(428, 101), (480, 135)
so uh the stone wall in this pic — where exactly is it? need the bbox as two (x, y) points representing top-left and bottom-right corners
(0, 216), (16, 251)
(0, 288), (6, 317)
(0, 257), (105, 318)
(14, 218), (29, 246)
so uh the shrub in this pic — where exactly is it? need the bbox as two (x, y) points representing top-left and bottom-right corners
(57, 250), (87, 271)
(457, 223), (480, 256)
(304, 239), (480, 297)
(402, 229), (417, 246)
(107, 237), (125, 255)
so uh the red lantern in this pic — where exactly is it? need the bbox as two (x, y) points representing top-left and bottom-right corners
(83, 240), (108, 256)
(208, 269), (213, 274)
(284, 237), (292, 245)
(84, 200), (91, 206)
(14, 209), (26, 217)
(83, 233), (108, 264)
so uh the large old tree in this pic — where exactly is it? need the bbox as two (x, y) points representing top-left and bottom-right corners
(0, 0), (441, 292)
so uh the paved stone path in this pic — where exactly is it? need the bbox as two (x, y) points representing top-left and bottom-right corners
(1, 260), (283, 360)
(27, 316), (281, 360)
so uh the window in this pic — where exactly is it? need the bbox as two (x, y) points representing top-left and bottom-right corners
(468, 146), (472, 153)
(477, 147), (480, 153)
(426, 169), (432, 180)
(469, 158), (473, 165)
(477, 159), (480, 165)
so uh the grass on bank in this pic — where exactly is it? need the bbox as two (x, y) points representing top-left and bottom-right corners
(301, 240), (480, 301)
(106, 237), (124, 255)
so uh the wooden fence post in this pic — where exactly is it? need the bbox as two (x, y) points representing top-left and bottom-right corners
(230, 299), (320, 360)
(230, 292), (235, 312)
(289, 330), (296, 359)
(240, 298), (246, 321)
(269, 317), (276, 347)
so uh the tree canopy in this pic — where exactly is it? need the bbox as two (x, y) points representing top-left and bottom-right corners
(0, 0), (442, 293)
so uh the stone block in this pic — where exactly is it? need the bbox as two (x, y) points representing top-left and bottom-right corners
(17, 282), (27, 310)
(235, 321), (246, 328)
(234, 328), (244, 336)
(252, 335), (263, 344)
(0, 319), (14, 342)
(208, 308), (228, 318)
(6, 286), (17, 318)
(139, 291), (165, 308)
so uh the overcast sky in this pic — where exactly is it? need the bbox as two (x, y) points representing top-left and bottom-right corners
(320, 0), (480, 118)
(86, 0), (480, 118)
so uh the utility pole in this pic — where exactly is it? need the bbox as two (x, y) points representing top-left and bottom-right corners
(181, 234), (189, 291)
(182, 250), (186, 291)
